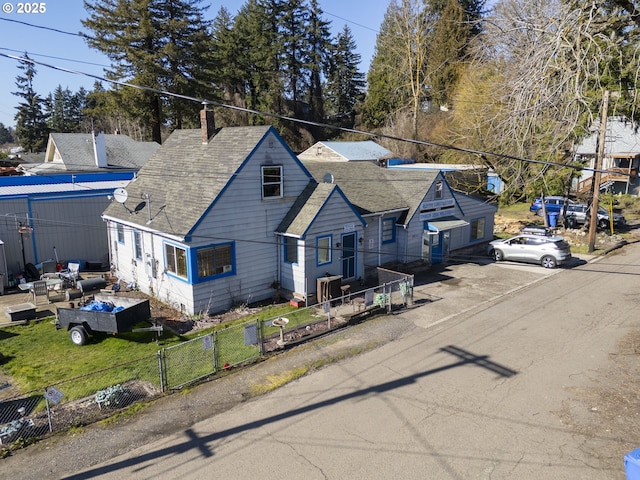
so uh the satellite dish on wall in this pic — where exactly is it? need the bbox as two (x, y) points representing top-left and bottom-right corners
(113, 188), (129, 203)
(322, 173), (334, 184)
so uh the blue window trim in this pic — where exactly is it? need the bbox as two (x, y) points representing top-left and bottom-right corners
(116, 223), (125, 244)
(133, 230), (143, 260)
(469, 217), (486, 242)
(284, 237), (298, 265)
(192, 241), (236, 284)
(316, 234), (332, 266)
(382, 217), (396, 244)
(163, 240), (189, 283)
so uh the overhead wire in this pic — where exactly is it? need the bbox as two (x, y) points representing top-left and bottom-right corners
(0, 50), (609, 176)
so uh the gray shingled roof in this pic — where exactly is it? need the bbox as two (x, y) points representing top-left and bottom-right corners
(303, 161), (439, 224)
(48, 133), (160, 171)
(103, 126), (273, 238)
(276, 182), (337, 237)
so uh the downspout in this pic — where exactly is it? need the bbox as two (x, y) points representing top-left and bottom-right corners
(378, 216), (382, 267)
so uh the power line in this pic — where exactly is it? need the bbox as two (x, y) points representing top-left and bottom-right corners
(0, 51), (614, 177)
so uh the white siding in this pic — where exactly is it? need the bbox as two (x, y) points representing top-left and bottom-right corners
(292, 193), (364, 300)
(112, 130), (316, 316)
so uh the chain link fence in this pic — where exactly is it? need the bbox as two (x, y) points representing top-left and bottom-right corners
(0, 274), (414, 448)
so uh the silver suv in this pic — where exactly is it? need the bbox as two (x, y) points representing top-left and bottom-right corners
(487, 234), (572, 268)
(565, 204), (626, 229)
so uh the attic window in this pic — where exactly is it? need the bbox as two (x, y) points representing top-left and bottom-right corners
(435, 181), (443, 199)
(262, 165), (283, 198)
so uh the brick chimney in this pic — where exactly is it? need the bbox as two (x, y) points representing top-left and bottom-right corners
(200, 106), (216, 144)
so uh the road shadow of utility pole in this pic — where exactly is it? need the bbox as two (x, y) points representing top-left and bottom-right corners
(63, 345), (518, 479)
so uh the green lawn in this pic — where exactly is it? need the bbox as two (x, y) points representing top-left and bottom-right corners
(0, 302), (320, 397)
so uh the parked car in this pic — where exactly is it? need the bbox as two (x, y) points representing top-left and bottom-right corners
(487, 234), (572, 268)
(564, 204), (626, 229)
(529, 196), (574, 216)
(521, 225), (553, 236)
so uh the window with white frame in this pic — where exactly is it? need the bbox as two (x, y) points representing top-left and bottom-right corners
(317, 236), (331, 265)
(262, 165), (283, 198)
(382, 218), (396, 243)
(471, 218), (485, 241)
(133, 230), (143, 260)
(165, 243), (187, 279)
(285, 236), (298, 263)
(117, 223), (125, 243)
(435, 181), (443, 199)
(197, 243), (233, 278)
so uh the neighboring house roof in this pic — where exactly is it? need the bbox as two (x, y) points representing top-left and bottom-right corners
(298, 141), (395, 162)
(103, 126), (301, 239)
(303, 161), (440, 223)
(24, 133), (160, 174)
(574, 117), (640, 156)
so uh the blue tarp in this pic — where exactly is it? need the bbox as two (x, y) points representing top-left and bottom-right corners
(80, 301), (125, 313)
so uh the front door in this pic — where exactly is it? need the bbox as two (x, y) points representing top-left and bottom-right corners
(341, 233), (356, 280)
(431, 231), (443, 263)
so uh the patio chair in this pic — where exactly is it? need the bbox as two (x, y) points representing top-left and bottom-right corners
(59, 262), (80, 288)
(30, 280), (49, 305)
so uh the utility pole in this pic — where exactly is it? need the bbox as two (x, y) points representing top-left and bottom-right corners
(588, 90), (609, 253)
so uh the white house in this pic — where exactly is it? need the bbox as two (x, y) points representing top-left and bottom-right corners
(574, 116), (640, 195)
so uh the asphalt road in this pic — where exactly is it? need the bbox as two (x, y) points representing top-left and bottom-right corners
(43, 246), (636, 480)
(1, 246), (636, 479)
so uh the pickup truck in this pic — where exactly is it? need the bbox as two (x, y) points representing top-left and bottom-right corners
(56, 295), (155, 345)
(565, 204), (626, 229)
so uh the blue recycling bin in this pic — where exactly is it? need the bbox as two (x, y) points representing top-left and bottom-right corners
(547, 212), (558, 227)
(625, 447), (640, 479)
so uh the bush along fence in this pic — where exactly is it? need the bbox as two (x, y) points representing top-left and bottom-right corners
(0, 275), (413, 449)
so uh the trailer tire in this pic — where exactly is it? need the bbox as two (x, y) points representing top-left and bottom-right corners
(69, 326), (88, 346)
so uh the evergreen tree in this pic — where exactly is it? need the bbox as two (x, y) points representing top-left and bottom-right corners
(13, 53), (48, 153)
(429, 0), (469, 108)
(46, 85), (87, 132)
(233, 0), (285, 126)
(0, 123), (14, 145)
(325, 25), (365, 127)
(279, 0), (309, 111)
(208, 7), (247, 125)
(82, 0), (213, 142)
(304, 0), (333, 126)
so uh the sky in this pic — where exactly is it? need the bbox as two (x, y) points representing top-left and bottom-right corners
(0, 0), (389, 129)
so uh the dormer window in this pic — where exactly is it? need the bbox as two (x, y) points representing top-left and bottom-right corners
(262, 165), (283, 198)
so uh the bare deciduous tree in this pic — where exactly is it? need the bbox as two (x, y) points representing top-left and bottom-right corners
(454, 0), (635, 201)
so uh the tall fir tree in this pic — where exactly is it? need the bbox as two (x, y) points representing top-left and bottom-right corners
(304, 0), (333, 127)
(325, 25), (365, 128)
(233, 0), (285, 126)
(0, 123), (14, 145)
(82, 0), (213, 142)
(279, 0), (309, 111)
(13, 53), (48, 153)
(46, 85), (87, 133)
(429, 0), (469, 108)
(362, 2), (404, 128)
